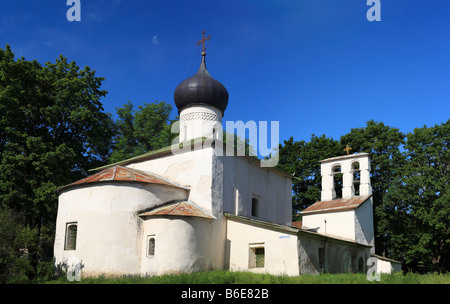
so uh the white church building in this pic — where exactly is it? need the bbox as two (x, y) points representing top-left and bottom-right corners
(53, 42), (400, 278)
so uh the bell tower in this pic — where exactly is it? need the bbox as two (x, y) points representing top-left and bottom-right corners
(320, 152), (372, 201)
(302, 152), (375, 252)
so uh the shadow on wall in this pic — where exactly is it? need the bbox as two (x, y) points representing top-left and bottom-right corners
(54, 256), (84, 281)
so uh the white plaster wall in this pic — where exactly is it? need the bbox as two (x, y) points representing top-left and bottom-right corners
(302, 210), (356, 241)
(54, 183), (188, 277)
(221, 155), (292, 226)
(226, 217), (299, 276)
(128, 147), (214, 215)
(376, 259), (393, 273)
(140, 217), (216, 276)
(132, 147), (226, 273)
(375, 258), (401, 274)
(355, 198), (375, 251)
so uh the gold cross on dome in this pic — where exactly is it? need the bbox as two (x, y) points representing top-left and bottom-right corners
(344, 145), (352, 155)
(197, 30), (211, 53)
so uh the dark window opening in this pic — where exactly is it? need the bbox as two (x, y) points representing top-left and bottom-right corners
(333, 174), (343, 199)
(352, 162), (360, 196)
(251, 198), (259, 217)
(332, 165), (342, 199)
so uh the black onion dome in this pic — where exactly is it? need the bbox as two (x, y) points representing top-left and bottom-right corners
(174, 53), (229, 114)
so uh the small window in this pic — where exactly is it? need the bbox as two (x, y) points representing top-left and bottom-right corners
(147, 235), (155, 257)
(249, 245), (265, 268)
(64, 223), (77, 251)
(251, 197), (259, 217)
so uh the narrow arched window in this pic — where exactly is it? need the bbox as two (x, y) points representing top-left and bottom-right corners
(65, 223), (77, 251)
(148, 236), (155, 257)
(332, 165), (343, 199)
(352, 162), (361, 196)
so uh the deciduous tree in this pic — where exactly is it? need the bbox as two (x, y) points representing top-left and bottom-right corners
(109, 100), (177, 163)
(0, 45), (114, 280)
(340, 120), (406, 258)
(277, 135), (342, 220)
(381, 120), (449, 272)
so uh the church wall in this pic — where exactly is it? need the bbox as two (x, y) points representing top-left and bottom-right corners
(128, 147), (215, 214)
(297, 231), (371, 275)
(131, 147), (226, 273)
(355, 198), (375, 252)
(210, 152), (227, 270)
(221, 155), (292, 226)
(140, 216), (217, 276)
(301, 210), (356, 241)
(54, 183), (188, 277)
(225, 216), (299, 276)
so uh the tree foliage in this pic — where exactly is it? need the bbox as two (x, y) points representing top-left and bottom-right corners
(379, 120), (449, 272)
(1, 43), (447, 280)
(340, 120), (406, 259)
(277, 135), (342, 220)
(0, 206), (37, 283)
(0, 45), (114, 281)
(109, 100), (177, 163)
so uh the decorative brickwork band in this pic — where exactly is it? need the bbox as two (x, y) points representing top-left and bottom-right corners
(180, 112), (220, 122)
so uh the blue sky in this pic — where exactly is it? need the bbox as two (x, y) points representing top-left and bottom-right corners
(1, 0), (449, 144)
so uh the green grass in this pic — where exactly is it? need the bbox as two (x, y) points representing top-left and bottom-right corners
(47, 271), (450, 284)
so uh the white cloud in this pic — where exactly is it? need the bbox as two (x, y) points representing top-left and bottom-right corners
(152, 35), (159, 45)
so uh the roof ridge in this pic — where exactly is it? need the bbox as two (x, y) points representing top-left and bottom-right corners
(166, 201), (182, 215)
(112, 165), (118, 181)
(56, 166), (190, 193)
(138, 200), (215, 220)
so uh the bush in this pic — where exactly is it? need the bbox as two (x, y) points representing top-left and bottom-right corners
(0, 207), (35, 283)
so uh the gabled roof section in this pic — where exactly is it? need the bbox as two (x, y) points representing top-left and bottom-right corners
(139, 201), (215, 220)
(58, 165), (189, 193)
(300, 195), (372, 215)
